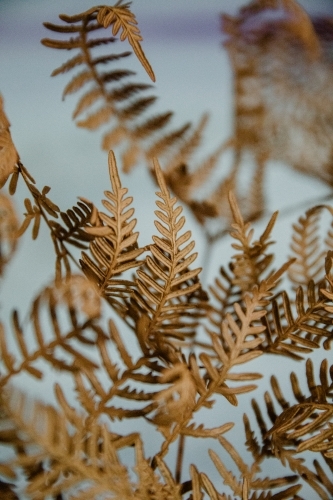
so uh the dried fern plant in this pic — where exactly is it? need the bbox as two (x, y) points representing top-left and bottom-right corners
(1, 1), (333, 499)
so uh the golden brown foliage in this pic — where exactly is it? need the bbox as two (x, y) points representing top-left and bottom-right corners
(222, 0), (333, 212)
(1, 1), (333, 499)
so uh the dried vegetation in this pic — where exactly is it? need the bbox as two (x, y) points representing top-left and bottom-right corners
(1, 0), (333, 498)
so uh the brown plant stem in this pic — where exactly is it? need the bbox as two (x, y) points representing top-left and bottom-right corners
(175, 234), (212, 483)
(175, 433), (185, 484)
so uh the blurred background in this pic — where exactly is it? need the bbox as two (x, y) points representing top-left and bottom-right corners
(1, 0), (333, 305)
(1, 0), (333, 497)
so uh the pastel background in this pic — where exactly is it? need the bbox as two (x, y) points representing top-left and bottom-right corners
(1, 1), (333, 497)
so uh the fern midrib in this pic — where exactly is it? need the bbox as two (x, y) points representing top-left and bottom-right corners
(80, 17), (142, 150)
(98, 206), (122, 294)
(199, 301), (259, 410)
(80, 18), (117, 119)
(148, 197), (179, 342)
(79, 12), (164, 168)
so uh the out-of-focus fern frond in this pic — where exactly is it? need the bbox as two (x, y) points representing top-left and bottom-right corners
(288, 205), (333, 290)
(222, 0), (333, 211)
(0, 193), (18, 276)
(41, 4), (193, 176)
(228, 192), (278, 293)
(0, 276), (103, 389)
(0, 387), (180, 500)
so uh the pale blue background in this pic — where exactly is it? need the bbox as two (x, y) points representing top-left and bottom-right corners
(1, 1), (333, 497)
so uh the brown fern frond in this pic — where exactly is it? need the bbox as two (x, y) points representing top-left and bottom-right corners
(133, 157), (203, 362)
(51, 2), (154, 81)
(261, 281), (333, 359)
(267, 359), (333, 456)
(1, 387), (162, 500)
(288, 206), (331, 289)
(201, 294), (266, 405)
(221, 0), (333, 204)
(96, 2), (155, 82)
(228, 192), (278, 293)
(0, 276), (104, 389)
(80, 151), (144, 309)
(41, 4), (193, 178)
(204, 196), (291, 371)
(196, 264), (291, 410)
(248, 358), (333, 498)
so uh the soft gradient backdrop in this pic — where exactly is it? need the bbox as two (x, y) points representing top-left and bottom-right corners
(1, 1), (333, 497)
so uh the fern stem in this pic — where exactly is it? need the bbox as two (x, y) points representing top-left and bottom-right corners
(18, 161), (82, 274)
(173, 212), (215, 481)
(175, 433), (185, 484)
(80, 18), (112, 106)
